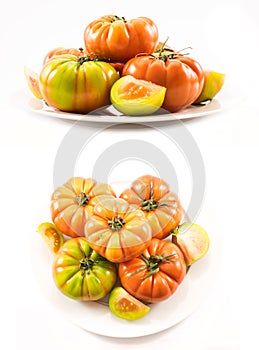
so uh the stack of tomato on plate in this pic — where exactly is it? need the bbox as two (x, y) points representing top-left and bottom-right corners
(37, 175), (210, 321)
(25, 14), (225, 116)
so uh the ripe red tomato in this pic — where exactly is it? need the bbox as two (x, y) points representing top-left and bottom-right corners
(84, 15), (158, 63)
(120, 175), (182, 239)
(119, 238), (186, 303)
(50, 177), (116, 238)
(84, 197), (152, 263)
(43, 47), (86, 64)
(39, 54), (119, 113)
(122, 48), (204, 112)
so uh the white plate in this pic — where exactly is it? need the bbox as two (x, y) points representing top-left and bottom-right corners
(28, 97), (222, 124)
(30, 182), (214, 338)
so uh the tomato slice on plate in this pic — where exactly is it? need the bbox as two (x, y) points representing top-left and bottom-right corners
(109, 286), (150, 320)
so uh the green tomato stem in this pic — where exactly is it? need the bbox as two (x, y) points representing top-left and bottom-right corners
(130, 253), (177, 280)
(76, 192), (90, 206)
(108, 216), (126, 231)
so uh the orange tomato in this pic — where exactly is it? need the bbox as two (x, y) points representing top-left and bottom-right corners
(84, 197), (152, 263)
(84, 15), (158, 62)
(43, 47), (86, 64)
(120, 175), (182, 239)
(122, 48), (204, 112)
(119, 238), (186, 303)
(50, 177), (116, 238)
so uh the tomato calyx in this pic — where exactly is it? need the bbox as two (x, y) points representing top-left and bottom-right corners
(77, 55), (100, 64)
(109, 15), (127, 23)
(153, 38), (192, 62)
(79, 254), (106, 274)
(131, 253), (177, 279)
(108, 216), (126, 231)
(141, 198), (158, 211)
(140, 183), (161, 212)
(76, 192), (90, 206)
(79, 257), (95, 272)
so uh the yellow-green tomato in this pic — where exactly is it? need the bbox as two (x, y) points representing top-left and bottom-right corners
(53, 237), (117, 301)
(109, 286), (150, 320)
(39, 54), (119, 113)
(110, 75), (166, 115)
(193, 70), (225, 104)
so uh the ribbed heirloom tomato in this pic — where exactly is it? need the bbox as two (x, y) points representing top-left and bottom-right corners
(84, 15), (159, 63)
(53, 237), (117, 301)
(43, 47), (86, 64)
(39, 54), (119, 113)
(84, 197), (152, 263)
(119, 238), (186, 303)
(120, 175), (182, 239)
(50, 177), (116, 238)
(122, 46), (204, 112)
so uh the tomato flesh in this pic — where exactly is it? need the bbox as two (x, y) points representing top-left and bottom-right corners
(109, 287), (150, 320)
(110, 75), (166, 115)
(37, 222), (64, 254)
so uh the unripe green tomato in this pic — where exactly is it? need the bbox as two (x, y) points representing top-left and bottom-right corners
(39, 54), (119, 113)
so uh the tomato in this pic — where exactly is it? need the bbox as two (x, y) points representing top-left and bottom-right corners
(24, 66), (42, 99)
(43, 47), (86, 64)
(119, 238), (186, 303)
(53, 237), (117, 301)
(84, 197), (152, 263)
(50, 177), (116, 238)
(84, 15), (158, 63)
(109, 62), (125, 75)
(172, 223), (210, 266)
(37, 222), (64, 254)
(120, 175), (182, 239)
(110, 75), (166, 115)
(109, 286), (150, 320)
(122, 48), (204, 112)
(39, 54), (119, 113)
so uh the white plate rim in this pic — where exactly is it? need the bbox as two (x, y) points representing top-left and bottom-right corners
(27, 97), (222, 124)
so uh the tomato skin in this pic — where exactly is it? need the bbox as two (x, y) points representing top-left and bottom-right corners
(50, 177), (116, 238)
(39, 54), (119, 113)
(43, 47), (86, 64)
(120, 175), (182, 239)
(84, 197), (152, 263)
(119, 238), (186, 303)
(109, 62), (125, 75)
(53, 237), (117, 301)
(122, 55), (204, 112)
(84, 15), (158, 63)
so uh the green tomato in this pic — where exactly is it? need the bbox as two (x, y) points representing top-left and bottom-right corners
(39, 54), (119, 113)
(109, 286), (150, 320)
(53, 237), (117, 301)
(110, 75), (166, 116)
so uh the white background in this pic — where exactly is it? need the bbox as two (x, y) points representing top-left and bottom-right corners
(1, 0), (259, 349)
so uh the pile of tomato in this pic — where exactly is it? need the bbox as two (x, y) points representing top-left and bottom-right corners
(28, 14), (209, 115)
(38, 174), (203, 320)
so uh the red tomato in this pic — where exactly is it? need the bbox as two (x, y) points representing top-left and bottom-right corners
(120, 175), (182, 239)
(84, 15), (158, 62)
(84, 197), (152, 263)
(119, 238), (186, 303)
(109, 62), (125, 75)
(50, 177), (116, 238)
(122, 48), (204, 112)
(43, 47), (86, 64)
